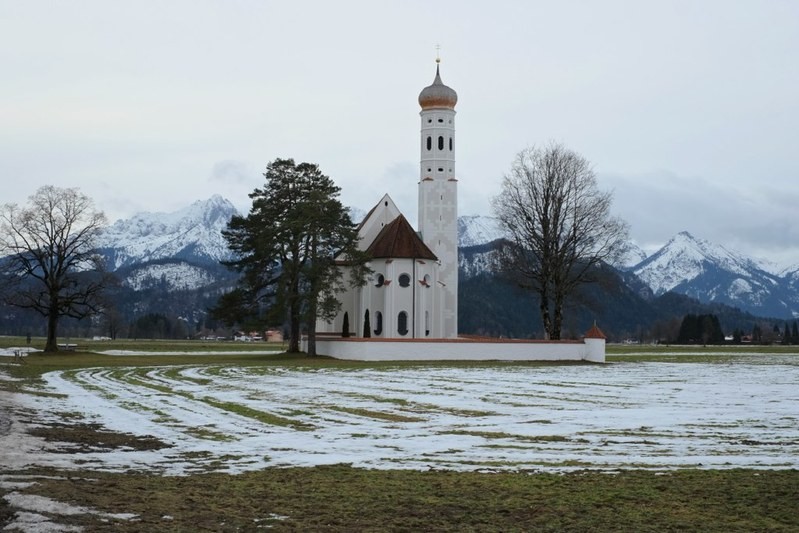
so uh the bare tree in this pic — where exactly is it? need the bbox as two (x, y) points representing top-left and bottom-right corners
(0, 186), (108, 352)
(492, 143), (629, 340)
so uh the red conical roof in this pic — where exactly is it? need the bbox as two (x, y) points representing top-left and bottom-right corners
(366, 214), (437, 260)
(584, 324), (607, 339)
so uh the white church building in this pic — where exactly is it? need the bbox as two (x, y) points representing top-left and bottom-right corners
(312, 61), (606, 363)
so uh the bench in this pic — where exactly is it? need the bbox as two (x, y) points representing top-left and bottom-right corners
(58, 344), (78, 352)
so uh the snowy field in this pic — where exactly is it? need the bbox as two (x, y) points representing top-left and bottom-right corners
(7, 354), (799, 474)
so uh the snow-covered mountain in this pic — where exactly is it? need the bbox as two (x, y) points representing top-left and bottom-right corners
(458, 215), (504, 248)
(94, 197), (799, 318)
(631, 231), (798, 318)
(616, 241), (649, 270)
(122, 262), (221, 292)
(97, 195), (238, 270)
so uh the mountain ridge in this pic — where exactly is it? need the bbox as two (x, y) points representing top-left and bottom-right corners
(94, 197), (799, 319)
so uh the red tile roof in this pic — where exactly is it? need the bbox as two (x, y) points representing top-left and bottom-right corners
(366, 214), (437, 260)
(584, 324), (607, 339)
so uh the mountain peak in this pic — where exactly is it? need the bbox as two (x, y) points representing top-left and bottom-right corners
(631, 230), (797, 317)
(96, 196), (240, 270)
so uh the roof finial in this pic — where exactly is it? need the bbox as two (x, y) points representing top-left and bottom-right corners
(435, 44), (441, 64)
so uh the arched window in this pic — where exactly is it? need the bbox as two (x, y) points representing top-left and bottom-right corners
(425, 310), (430, 337)
(449, 137), (453, 151)
(398, 273), (411, 287)
(426, 136), (432, 151)
(374, 311), (383, 336)
(363, 309), (371, 338)
(438, 136), (444, 150)
(398, 311), (408, 336)
(375, 274), (385, 287)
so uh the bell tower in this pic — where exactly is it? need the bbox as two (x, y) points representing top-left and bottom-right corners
(417, 59), (458, 338)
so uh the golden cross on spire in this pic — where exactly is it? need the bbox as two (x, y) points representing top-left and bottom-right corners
(435, 44), (441, 64)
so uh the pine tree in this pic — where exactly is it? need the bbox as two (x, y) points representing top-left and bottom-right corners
(752, 324), (762, 343)
(213, 158), (369, 354)
(342, 311), (351, 338)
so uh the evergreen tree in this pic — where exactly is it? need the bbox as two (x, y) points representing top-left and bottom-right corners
(677, 314), (699, 343)
(342, 311), (351, 338)
(752, 324), (762, 343)
(213, 158), (368, 355)
(792, 321), (799, 345)
(782, 323), (791, 345)
(677, 313), (724, 345)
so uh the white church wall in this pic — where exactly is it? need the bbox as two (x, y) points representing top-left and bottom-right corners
(312, 337), (605, 363)
(357, 195), (401, 252)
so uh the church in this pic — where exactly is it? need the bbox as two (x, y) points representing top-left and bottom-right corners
(312, 61), (606, 363)
(317, 59), (460, 341)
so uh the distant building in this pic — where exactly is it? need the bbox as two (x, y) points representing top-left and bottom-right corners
(312, 60), (605, 363)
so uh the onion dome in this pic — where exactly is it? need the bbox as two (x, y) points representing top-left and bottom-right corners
(418, 62), (458, 110)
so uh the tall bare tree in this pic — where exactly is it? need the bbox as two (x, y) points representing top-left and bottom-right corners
(0, 186), (108, 352)
(492, 143), (629, 340)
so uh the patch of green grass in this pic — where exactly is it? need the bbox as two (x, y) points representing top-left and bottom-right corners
(10, 463), (780, 533)
(201, 397), (315, 431)
(184, 425), (236, 442)
(441, 430), (579, 444)
(325, 405), (425, 423)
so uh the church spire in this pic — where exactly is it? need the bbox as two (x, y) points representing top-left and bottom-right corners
(417, 59), (458, 338)
(418, 58), (458, 110)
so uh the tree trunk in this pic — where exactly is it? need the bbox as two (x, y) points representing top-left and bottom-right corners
(306, 296), (317, 357)
(45, 304), (59, 352)
(286, 273), (302, 352)
(288, 314), (300, 352)
(288, 299), (301, 353)
(539, 293), (552, 341)
(552, 296), (563, 341)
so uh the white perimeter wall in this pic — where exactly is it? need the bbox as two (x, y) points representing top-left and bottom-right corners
(308, 338), (605, 363)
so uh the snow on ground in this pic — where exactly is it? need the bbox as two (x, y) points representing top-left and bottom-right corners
(98, 350), (281, 356)
(4, 355), (798, 475)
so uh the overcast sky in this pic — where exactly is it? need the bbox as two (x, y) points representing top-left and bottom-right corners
(2, 1), (797, 266)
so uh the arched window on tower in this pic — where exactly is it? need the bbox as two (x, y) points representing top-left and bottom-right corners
(438, 136), (444, 150)
(425, 310), (430, 337)
(374, 311), (383, 336)
(449, 137), (453, 151)
(426, 136), (432, 151)
(398, 311), (408, 336)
